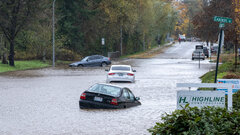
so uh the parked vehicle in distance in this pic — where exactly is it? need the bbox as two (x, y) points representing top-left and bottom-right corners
(195, 45), (203, 50)
(203, 47), (209, 58)
(192, 50), (205, 60)
(79, 83), (141, 109)
(69, 55), (111, 67)
(179, 34), (186, 42)
(106, 65), (136, 83)
(211, 46), (218, 53)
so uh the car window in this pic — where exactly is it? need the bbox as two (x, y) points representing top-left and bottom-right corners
(127, 89), (135, 101)
(88, 84), (121, 97)
(122, 89), (130, 100)
(81, 57), (89, 61)
(95, 55), (103, 59)
(111, 66), (130, 71)
(88, 56), (95, 60)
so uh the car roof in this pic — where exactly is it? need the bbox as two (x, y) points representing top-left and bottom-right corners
(87, 55), (103, 57)
(111, 65), (131, 67)
(194, 50), (203, 52)
(96, 83), (124, 89)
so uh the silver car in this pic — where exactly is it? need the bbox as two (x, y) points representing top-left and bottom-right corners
(192, 50), (205, 60)
(106, 65), (136, 83)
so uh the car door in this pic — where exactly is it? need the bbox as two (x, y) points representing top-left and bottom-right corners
(94, 55), (103, 66)
(122, 89), (131, 108)
(85, 56), (95, 67)
(127, 89), (139, 107)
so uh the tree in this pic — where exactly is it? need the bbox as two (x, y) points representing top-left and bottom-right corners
(192, 0), (233, 44)
(0, 0), (39, 66)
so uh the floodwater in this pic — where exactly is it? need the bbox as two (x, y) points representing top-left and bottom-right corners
(0, 42), (215, 135)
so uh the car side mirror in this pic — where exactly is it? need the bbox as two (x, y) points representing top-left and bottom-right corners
(133, 70), (136, 72)
(135, 97), (140, 101)
(86, 59), (89, 62)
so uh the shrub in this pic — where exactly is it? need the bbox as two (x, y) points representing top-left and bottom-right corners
(56, 48), (81, 61)
(233, 90), (240, 110)
(223, 73), (240, 79)
(148, 105), (240, 135)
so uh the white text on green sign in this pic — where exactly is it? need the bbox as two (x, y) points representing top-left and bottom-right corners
(214, 16), (232, 23)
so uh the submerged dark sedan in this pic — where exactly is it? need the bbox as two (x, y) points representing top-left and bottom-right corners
(69, 55), (111, 67)
(79, 83), (141, 109)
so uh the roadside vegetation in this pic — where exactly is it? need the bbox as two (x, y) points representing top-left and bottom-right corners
(0, 61), (49, 73)
(0, 0), (179, 67)
(148, 105), (240, 135)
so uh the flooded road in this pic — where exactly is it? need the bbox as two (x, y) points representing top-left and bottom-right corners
(0, 42), (215, 135)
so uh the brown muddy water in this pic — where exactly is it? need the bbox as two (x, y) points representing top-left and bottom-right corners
(0, 42), (215, 135)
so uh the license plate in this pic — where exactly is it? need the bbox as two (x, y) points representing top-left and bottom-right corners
(118, 73), (123, 76)
(94, 97), (103, 102)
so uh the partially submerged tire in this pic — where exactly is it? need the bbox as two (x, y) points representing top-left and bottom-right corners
(101, 62), (107, 67)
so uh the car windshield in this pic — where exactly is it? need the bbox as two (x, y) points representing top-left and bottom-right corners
(88, 84), (121, 97)
(81, 57), (89, 61)
(111, 66), (130, 71)
(194, 50), (202, 53)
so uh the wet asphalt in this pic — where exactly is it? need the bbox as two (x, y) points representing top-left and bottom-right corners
(0, 42), (216, 135)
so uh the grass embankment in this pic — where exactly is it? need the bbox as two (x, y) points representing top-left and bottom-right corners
(122, 42), (174, 59)
(201, 62), (234, 83)
(0, 60), (50, 73)
(201, 53), (240, 83)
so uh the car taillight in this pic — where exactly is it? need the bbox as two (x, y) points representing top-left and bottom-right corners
(110, 98), (118, 105)
(202, 54), (204, 56)
(127, 73), (134, 76)
(80, 93), (86, 100)
(108, 73), (115, 75)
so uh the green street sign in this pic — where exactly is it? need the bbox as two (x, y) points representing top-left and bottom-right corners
(214, 16), (232, 23)
(219, 22), (225, 28)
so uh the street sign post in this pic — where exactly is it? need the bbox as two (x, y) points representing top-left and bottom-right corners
(219, 22), (225, 28)
(213, 16), (232, 83)
(101, 38), (105, 45)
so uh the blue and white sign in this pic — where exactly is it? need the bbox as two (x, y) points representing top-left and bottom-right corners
(217, 79), (240, 94)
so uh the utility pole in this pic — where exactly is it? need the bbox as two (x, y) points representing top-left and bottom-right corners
(120, 26), (123, 56)
(52, 0), (56, 67)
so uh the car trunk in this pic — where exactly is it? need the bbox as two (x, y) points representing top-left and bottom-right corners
(84, 91), (117, 105)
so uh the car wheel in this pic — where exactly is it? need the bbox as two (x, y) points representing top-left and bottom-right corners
(101, 62), (107, 67)
(78, 64), (83, 67)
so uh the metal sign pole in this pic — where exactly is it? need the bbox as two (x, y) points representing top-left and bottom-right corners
(199, 51), (200, 69)
(214, 28), (223, 83)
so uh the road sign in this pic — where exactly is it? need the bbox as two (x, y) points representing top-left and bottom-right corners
(101, 38), (105, 45)
(176, 83), (233, 111)
(217, 79), (240, 94)
(214, 16), (232, 23)
(219, 22), (225, 28)
(177, 91), (225, 109)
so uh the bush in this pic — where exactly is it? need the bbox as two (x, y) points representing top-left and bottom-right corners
(148, 105), (240, 135)
(223, 73), (240, 79)
(233, 90), (240, 110)
(56, 48), (82, 61)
